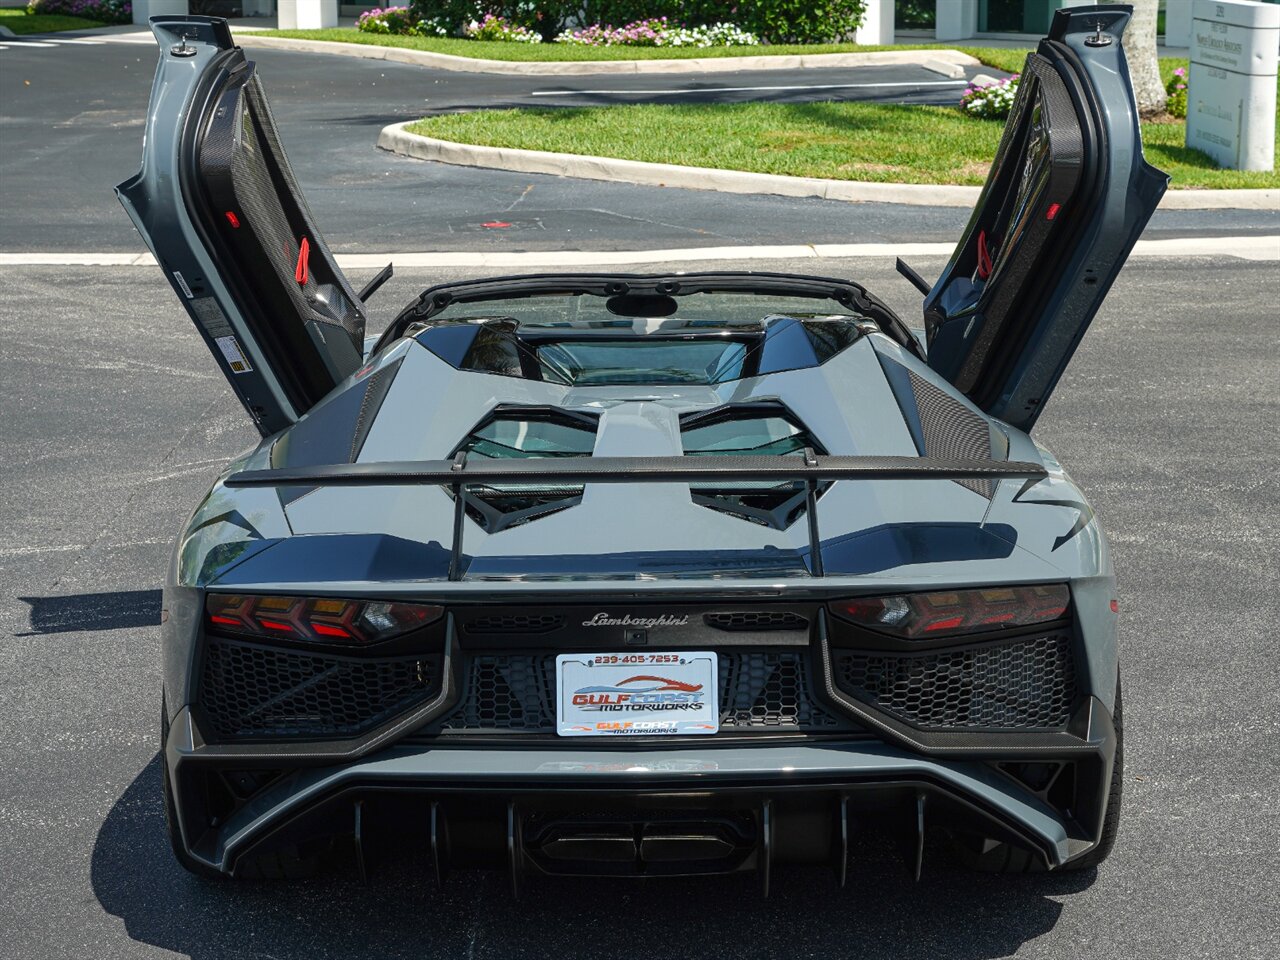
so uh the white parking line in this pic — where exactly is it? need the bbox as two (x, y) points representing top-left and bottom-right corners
(2, 236), (1276, 268)
(0, 37), (110, 48)
(531, 80), (969, 97)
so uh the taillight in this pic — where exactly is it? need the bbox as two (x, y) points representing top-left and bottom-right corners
(830, 584), (1069, 639)
(205, 595), (442, 645)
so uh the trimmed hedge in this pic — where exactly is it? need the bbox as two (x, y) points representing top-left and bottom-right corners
(26, 0), (130, 23)
(407, 2), (867, 44)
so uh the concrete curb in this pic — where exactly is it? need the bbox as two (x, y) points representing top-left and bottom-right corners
(377, 122), (1280, 211)
(378, 122), (983, 207)
(232, 33), (980, 76)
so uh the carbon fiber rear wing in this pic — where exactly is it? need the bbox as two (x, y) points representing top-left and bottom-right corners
(226, 454), (1047, 581)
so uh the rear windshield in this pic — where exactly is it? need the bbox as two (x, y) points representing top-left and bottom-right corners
(418, 291), (869, 386)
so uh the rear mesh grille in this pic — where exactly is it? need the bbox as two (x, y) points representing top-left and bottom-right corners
(704, 611), (808, 632)
(198, 639), (438, 740)
(444, 655), (557, 731)
(834, 634), (1076, 730)
(718, 652), (841, 728)
(435, 651), (848, 734)
(463, 614), (566, 635)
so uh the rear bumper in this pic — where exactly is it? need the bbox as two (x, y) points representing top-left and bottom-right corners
(164, 703), (1113, 880)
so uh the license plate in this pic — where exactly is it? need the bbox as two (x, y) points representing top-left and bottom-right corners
(555, 652), (719, 737)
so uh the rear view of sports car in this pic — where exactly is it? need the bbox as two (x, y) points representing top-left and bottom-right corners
(119, 7), (1166, 889)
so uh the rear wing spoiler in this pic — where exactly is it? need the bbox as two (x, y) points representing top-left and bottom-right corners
(226, 454), (1047, 581)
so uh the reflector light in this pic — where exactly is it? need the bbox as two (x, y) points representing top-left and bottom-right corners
(224, 211), (241, 228)
(311, 622), (353, 639)
(831, 584), (1069, 639)
(205, 594), (442, 645)
(1046, 202), (1061, 220)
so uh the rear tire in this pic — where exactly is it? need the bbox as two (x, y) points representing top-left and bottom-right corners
(954, 677), (1123, 873)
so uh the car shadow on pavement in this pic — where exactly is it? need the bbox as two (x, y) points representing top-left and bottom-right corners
(93, 756), (1095, 960)
(17, 589), (162, 635)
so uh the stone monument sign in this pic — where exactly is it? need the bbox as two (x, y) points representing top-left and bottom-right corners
(1186, 0), (1279, 172)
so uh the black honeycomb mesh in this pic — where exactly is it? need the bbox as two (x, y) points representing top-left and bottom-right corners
(199, 640), (438, 740)
(718, 651), (842, 728)
(704, 611), (809, 632)
(436, 651), (846, 733)
(834, 634), (1076, 730)
(442, 656), (557, 731)
(907, 369), (995, 498)
(463, 614), (566, 635)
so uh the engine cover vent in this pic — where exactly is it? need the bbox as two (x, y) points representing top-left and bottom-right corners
(463, 613), (566, 635)
(704, 611), (809, 632)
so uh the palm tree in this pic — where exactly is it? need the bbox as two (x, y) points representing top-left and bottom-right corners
(1126, 0), (1167, 115)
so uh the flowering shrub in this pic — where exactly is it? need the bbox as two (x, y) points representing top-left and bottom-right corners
(555, 17), (759, 47)
(356, 7), (448, 36)
(26, 0), (130, 23)
(465, 14), (543, 42)
(556, 17), (665, 45)
(409, 1), (864, 45)
(579, 1), (864, 44)
(960, 74), (1020, 120)
(1165, 66), (1188, 118)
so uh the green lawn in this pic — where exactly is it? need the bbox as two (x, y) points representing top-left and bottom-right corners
(0, 8), (104, 33)
(279, 28), (1268, 188)
(407, 100), (1280, 190)
(268, 28), (1035, 71)
(263, 28), (1193, 85)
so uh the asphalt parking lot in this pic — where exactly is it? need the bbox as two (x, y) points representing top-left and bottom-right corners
(4, 16), (1280, 957)
(2, 37), (1277, 255)
(0, 37), (1004, 254)
(2, 251), (1278, 959)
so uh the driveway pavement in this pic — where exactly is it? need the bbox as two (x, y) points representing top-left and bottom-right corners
(1, 37), (1275, 255)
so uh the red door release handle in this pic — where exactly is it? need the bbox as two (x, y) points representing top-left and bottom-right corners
(295, 236), (310, 285)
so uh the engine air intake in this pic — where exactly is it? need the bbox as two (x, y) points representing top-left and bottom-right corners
(679, 402), (828, 530)
(451, 407), (599, 533)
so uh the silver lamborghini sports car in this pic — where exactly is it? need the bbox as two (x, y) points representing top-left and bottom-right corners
(120, 7), (1166, 889)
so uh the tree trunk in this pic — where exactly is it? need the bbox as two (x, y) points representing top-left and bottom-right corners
(1125, 0), (1167, 116)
